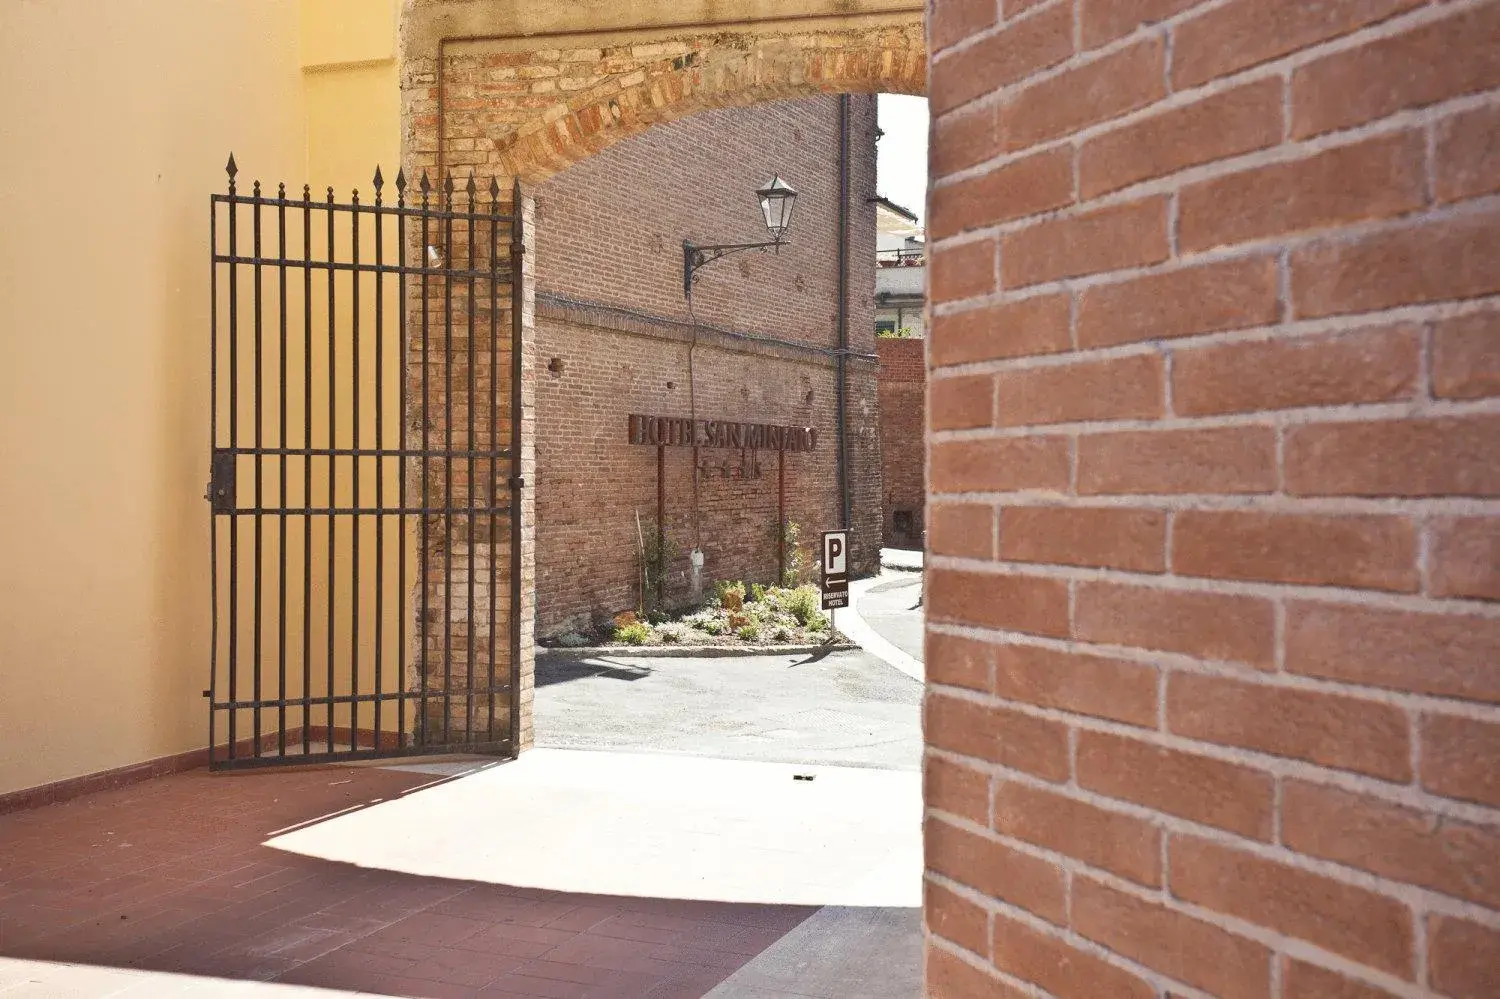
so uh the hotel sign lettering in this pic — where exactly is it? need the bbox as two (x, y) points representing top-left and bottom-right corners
(627, 414), (818, 452)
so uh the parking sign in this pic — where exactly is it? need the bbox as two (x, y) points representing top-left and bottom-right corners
(821, 530), (848, 610)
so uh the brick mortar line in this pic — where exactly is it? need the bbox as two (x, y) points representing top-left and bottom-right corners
(930, 268), (1500, 335)
(926, 870), (1229, 999)
(927, 0), (1074, 65)
(927, 836), (1441, 999)
(933, 94), (1434, 217)
(924, 932), (1055, 999)
(929, 187), (1500, 291)
(925, 674), (1500, 826)
(931, 0), (1485, 159)
(925, 750), (1500, 936)
(935, 65), (1499, 202)
(925, 492), (1500, 518)
(927, 551), (1500, 619)
(930, 201), (1500, 319)
(928, 0), (1232, 113)
(929, 861), (1229, 999)
(928, 396), (1500, 438)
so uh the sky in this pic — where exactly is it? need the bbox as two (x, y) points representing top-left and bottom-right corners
(876, 94), (930, 226)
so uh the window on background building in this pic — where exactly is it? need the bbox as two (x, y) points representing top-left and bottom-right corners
(876, 319), (897, 337)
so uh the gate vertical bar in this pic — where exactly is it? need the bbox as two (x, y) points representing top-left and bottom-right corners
(396, 169), (409, 748)
(277, 185), (289, 756)
(419, 173), (432, 746)
(208, 168), (220, 764)
(510, 178), (524, 751)
(252, 182), (264, 757)
(373, 169), (386, 747)
(325, 185), (337, 755)
(226, 160), (239, 763)
(487, 179), (500, 741)
(301, 186), (313, 758)
(252, 183), (267, 756)
(350, 186), (363, 751)
(442, 175), (454, 746)
(465, 175), (478, 743)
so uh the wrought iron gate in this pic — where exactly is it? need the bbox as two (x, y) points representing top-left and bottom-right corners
(207, 157), (523, 770)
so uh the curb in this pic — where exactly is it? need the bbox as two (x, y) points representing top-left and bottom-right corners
(538, 642), (859, 658)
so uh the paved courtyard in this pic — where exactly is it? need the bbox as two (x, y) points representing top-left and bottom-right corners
(0, 574), (926, 998)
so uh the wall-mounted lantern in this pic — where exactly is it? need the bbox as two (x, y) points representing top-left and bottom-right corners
(683, 175), (798, 300)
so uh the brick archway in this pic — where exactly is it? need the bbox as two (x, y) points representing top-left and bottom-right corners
(399, 7), (926, 750)
(403, 20), (925, 183)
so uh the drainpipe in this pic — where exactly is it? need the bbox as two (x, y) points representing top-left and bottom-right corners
(835, 95), (852, 534)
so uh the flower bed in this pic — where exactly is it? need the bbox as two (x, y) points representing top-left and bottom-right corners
(556, 582), (837, 649)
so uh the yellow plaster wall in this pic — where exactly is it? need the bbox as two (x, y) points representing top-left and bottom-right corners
(0, 0), (404, 797)
(304, 0), (400, 180)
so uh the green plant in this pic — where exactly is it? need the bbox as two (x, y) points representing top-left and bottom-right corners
(805, 611), (829, 632)
(637, 518), (679, 614)
(699, 617), (726, 636)
(772, 625), (793, 642)
(748, 582), (767, 604)
(876, 325), (917, 339)
(646, 609), (668, 626)
(736, 624), (760, 642)
(614, 621), (651, 645)
(784, 584), (821, 626)
(778, 520), (809, 586)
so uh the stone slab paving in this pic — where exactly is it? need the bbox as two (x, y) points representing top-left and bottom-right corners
(703, 907), (922, 999)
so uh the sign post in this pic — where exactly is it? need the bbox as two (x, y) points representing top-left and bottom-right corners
(821, 530), (848, 611)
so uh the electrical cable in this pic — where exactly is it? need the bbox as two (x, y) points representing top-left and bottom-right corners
(685, 287), (703, 553)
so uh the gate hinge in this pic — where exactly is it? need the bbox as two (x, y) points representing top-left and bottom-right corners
(508, 475), (526, 490)
(206, 450), (235, 514)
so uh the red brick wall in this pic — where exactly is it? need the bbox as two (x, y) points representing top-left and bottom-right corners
(879, 337), (927, 548)
(533, 96), (882, 634)
(925, 1), (1500, 996)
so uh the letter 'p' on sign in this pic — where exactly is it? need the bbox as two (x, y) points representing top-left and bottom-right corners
(821, 530), (848, 610)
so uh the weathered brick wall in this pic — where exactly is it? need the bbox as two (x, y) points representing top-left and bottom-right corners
(925, 1), (1500, 996)
(533, 96), (882, 634)
(879, 337), (927, 548)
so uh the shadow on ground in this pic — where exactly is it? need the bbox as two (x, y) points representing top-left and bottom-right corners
(0, 766), (814, 998)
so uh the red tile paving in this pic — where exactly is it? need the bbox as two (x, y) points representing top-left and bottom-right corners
(0, 765), (815, 997)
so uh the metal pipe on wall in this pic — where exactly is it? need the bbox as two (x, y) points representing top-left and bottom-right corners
(834, 94), (852, 534)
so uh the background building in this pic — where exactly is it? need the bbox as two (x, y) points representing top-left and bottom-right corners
(532, 96), (882, 635)
(872, 197), (927, 550)
(874, 197), (926, 337)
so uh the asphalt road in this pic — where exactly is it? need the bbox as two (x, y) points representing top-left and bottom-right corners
(855, 572), (925, 663)
(534, 648), (923, 770)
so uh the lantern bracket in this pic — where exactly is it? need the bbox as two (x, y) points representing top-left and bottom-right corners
(683, 237), (789, 300)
